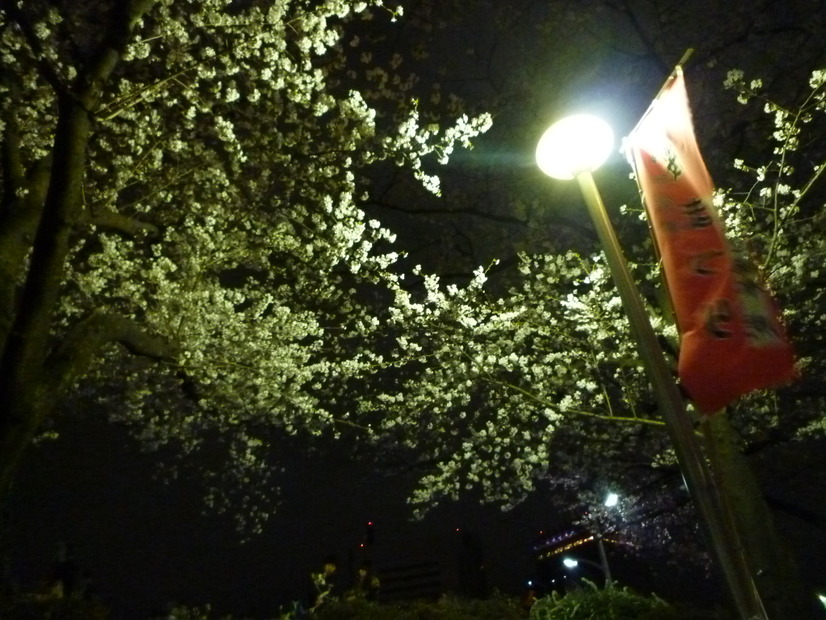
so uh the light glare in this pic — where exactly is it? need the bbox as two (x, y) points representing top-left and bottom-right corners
(536, 114), (614, 179)
(562, 558), (578, 568)
(604, 492), (619, 507)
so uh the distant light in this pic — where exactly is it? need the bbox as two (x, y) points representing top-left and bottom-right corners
(604, 492), (619, 507)
(536, 114), (614, 180)
(527, 580), (533, 587)
(562, 558), (578, 568)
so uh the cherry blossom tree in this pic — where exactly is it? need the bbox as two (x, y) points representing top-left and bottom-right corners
(0, 0), (491, 530)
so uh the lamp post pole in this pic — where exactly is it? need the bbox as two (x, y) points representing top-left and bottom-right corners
(574, 170), (765, 620)
(595, 491), (618, 587)
(595, 536), (612, 587)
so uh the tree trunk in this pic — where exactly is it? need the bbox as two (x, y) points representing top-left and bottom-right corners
(0, 407), (40, 503)
(0, 388), (45, 591)
(704, 413), (820, 619)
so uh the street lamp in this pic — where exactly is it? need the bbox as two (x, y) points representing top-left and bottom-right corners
(536, 116), (767, 620)
(535, 114), (614, 180)
(562, 556), (611, 585)
(604, 492), (619, 508)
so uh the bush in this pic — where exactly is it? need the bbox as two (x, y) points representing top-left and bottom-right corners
(528, 581), (735, 620)
(157, 593), (527, 620)
(529, 581), (667, 620)
(313, 592), (527, 620)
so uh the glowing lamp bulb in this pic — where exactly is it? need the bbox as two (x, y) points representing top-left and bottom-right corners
(562, 558), (579, 568)
(536, 114), (614, 180)
(604, 492), (619, 507)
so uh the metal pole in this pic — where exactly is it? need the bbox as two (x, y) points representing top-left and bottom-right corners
(575, 170), (767, 620)
(596, 536), (613, 587)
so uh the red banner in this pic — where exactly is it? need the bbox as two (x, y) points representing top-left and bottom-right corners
(626, 68), (796, 414)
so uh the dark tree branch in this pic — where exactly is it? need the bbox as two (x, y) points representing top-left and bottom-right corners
(1, 0), (158, 394)
(80, 0), (157, 111)
(0, 155), (52, 235)
(1, 103), (24, 210)
(0, 155), (53, 353)
(2, 96), (93, 384)
(0, 1), (67, 93)
(610, 0), (672, 76)
(363, 197), (528, 226)
(46, 310), (178, 399)
(82, 209), (160, 238)
(765, 494), (826, 531)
